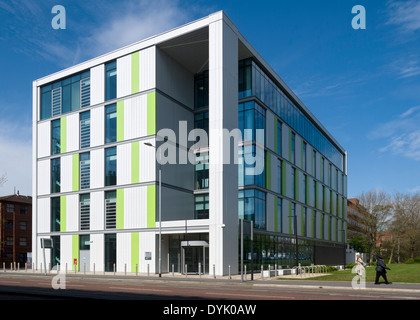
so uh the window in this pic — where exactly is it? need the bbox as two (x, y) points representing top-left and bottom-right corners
(105, 147), (117, 186)
(194, 194), (209, 219)
(291, 203), (296, 235)
(105, 104), (117, 143)
(238, 101), (265, 145)
(277, 159), (282, 194)
(194, 152), (209, 190)
(80, 111), (90, 149)
(40, 70), (90, 120)
(302, 141), (307, 171)
(291, 132), (295, 164)
(312, 150), (316, 177)
(194, 70), (209, 109)
(328, 163), (332, 187)
(277, 120), (282, 155)
(194, 111), (209, 133)
(321, 157), (325, 183)
(238, 189), (266, 230)
(303, 207), (307, 237)
(80, 152), (90, 189)
(51, 158), (61, 193)
(20, 205), (28, 214)
(291, 168), (295, 199)
(19, 238), (27, 246)
(6, 220), (13, 229)
(51, 197), (61, 232)
(80, 194), (90, 230)
(6, 237), (13, 246)
(336, 169), (339, 191)
(104, 233), (116, 272)
(238, 144), (265, 187)
(51, 236), (61, 269)
(105, 190), (117, 229)
(105, 61), (117, 101)
(51, 119), (61, 155)
(277, 197), (282, 233)
(6, 204), (14, 213)
(19, 221), (27, 230)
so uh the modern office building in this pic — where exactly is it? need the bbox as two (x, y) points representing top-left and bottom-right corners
(32, 11), (347, 276)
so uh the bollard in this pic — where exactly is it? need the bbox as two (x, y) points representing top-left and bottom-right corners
(261, 265), (263, 279)
(147, 264), (150, 277)
(18, 262), (20, 272)
(136, 264), (138, 276)
(244, 265), (247, 280)
(199, 262), (201, 278)
(113, 263), (116, 276)
(275, 264), (277, 277)
(3, 262), (5, 272)
(229, 265), (231, 279)
(93, 263), (96, 275)
(172, 264), (174, 277)
(269, 265), (271, 278)
(25, 262), (27, 272)
(213, 264), (216, 279)
(124, 264), (126, 276)
(185, 264), (188, 277)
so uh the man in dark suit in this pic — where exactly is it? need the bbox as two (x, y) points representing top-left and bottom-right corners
(375, 255), (391, 284)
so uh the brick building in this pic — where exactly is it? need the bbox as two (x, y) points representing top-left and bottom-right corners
(0, 194), (32, 265)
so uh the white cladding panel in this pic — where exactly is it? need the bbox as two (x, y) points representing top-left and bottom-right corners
(91, 64), (105, 105)
(90, 191), (104, 231)
(91, 148), (104, 189)
(90, 233), (104, 272)
(66, 113), (79, 152)
(139, 232), (156, 273)
(117, 143), (131, 186)
(66, 194), (79, 232)
(37, 159), (50, 196)
(139, 46), (156, 92)
(117, 233), (131, 272)
(91, 106), (104, 147)
(124, 94), (148, 140)
(117, 54), (131, 98)
(37, 197), (50, 233)
(60, 235), (73, 270)
(60, 155), (72, 193)
(37, 121), (50, 158)
(124, 186), (148, 229)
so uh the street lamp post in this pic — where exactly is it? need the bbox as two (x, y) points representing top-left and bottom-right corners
(144, 142), (162, 278)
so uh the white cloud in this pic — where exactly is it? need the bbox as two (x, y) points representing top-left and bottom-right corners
(387, 0), (420, 33)
(372, 106), (420, 161)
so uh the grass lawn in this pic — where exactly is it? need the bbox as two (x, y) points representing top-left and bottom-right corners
(284, 264), (420, 283)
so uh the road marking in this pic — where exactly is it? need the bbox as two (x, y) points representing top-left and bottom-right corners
(108, 286), (170, 292)
(204, 291), (295, 299)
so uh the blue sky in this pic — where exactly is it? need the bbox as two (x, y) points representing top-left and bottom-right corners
(0, 0), (419, 198)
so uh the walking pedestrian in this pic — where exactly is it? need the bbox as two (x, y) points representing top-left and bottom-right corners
(355, 253), (365, 282)
(375, 255), (391, 284)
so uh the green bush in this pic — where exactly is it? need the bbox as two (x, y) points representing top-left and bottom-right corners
(327, 266), (338, 272)
(345, 263), (356, 269)
(405, 258), (415, 264)
(414, 257), (420, 264)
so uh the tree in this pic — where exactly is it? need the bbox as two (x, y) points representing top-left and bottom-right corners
(0, 173), (6, 186)
(358, 190), (392, 263)
(389, 193), (420, 262)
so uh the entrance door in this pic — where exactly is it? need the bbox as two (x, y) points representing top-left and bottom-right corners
(181, 241), (208, 274)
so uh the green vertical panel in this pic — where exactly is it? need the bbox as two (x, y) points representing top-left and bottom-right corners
(328, 216), (331, 241)
(274, 118), (278, 154)
(274, 195), (278, 233)
(131, 232), (139, 272)
(147, 91), (156, 136)
(281, 161), (286, 196)
(131, 141), (140, 184)
(131, 51), (140, 94)
(60, 196), (66, 232)
(265, 151), (271, 190)
(72, 234), (79, 271)
(305, 175), (309, 205)
(117, 100), (124, 142)
(60, 117), (67, 153)
(314, 181), (318, 209)
(289, 202), (292, 234)
(147, 184), (156, 228)
(72, 153), (79, 191)
(116, 189), (124, 230)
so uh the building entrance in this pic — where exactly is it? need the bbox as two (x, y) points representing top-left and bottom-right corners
(181, 241), (208, 275)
